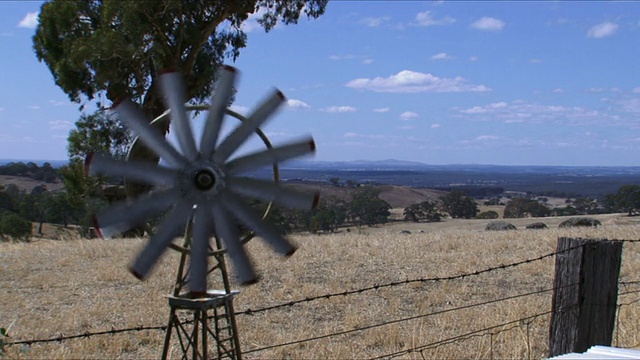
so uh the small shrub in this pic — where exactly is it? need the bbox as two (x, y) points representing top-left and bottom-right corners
(526, 222), (547, 229)
(0, 212), (32, 242)
(477, 211), (499, 219)
(485, 221), (517, 231)
(526, 222), (548, 229)
(559, 217), (601, 228)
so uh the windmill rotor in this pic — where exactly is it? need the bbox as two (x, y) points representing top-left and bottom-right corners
(87, 65), (319, 291)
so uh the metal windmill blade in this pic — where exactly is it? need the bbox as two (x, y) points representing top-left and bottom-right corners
(87, 66), (319, 291)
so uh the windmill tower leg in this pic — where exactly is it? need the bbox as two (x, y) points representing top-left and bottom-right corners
(161, 220), (242, 360)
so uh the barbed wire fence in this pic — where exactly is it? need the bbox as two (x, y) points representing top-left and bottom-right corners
(4, 238), (640, 358)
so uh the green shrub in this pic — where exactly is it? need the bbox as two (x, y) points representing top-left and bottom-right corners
(0, 212), (32, 242)
(485, 221), (517, 231)
(559, 217), (601, 228)
(477, 211), (499, 219)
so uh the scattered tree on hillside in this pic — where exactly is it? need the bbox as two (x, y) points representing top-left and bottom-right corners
(439, 190), (479, 219)
(572, 197), (600, 215)
(348, 187), (391, 226)
(403, 200), (441, 222)
(503, 197), (550, 218)
(613, 185), (640, 216)
(551, 206), (579, 217)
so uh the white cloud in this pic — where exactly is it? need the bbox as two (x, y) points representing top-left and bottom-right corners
(469, 56), (478, 62)
(345, 70), (490, 93)
(17, 12), (38, 29)
(360, 16), (390, 27)
(430, 123), (441, 129)
(343, 132), (388, 139)
(476, 135), (500, 141)
(229, 104), (249, 115)
(460, 102), (507, 114)
(362, 58), (374, 65)
(587, 87), (606, 93)
(398, 125), (416, 130)
(456, 100), (622, 126)
(414, 11), (455, 26)
(0, 107), (4, 111)
(552, 88), (565, 93)
(470, 17), (505, 31)
(529, 59), (543, 64)
(400, 111), (419, 120)
(321, 106), (357, 113)
(329, 54), (356, 61)
(615, 98), (640, 113)
(27, 105), (40, 110)
(49, 100), (68, 106)
(431, 52), (453, 60)
(1, 31), (13, 37)
(49, 120), (73, 131)
(373, 107), (390, 113)
(587, 22), (618, 39)
(633, 87), (640, 93)
(287, 99), (310, 109)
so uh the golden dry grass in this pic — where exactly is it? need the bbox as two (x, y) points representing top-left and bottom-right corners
(2, 215), (640, 359)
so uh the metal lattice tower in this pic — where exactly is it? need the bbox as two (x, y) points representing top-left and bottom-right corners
(161, 219), (242, 360)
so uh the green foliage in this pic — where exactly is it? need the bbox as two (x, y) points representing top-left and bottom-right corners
(348, 187), (391, 226)
(503, 197), (550, 218)
(485, 221), (517, 231)
(313, 200), (347, 232)
(0, 326), (9, 356)
(476, 210), (499, 219)
(613, 184), (640, 216)
(33, 0), (327, 113)
(439, 191), (479, 219)
(0, 212), (32, 242)
(403, 200), (441, 222)
(68, 111), (131, 161)
(483, 198), (502, 206)
(570, 197), (600, 215)
(59, 158), (108, 228)
(559, 217), (601, 228)
(551, 205), (579, 217)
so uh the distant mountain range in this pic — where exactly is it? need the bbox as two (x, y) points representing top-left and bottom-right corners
(0, 159), (69, 168)
(2, 158), (640, 175)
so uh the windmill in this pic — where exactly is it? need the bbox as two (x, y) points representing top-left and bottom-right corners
(86, 65), (319, 359)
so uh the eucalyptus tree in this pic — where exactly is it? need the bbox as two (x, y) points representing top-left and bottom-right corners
(34, 0), (328, 202)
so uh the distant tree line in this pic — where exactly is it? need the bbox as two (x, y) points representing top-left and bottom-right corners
(0, 162), (60, 183)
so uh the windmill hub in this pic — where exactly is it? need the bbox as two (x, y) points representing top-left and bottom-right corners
(194, 169), (216, 190)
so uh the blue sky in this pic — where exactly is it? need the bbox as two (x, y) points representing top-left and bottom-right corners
(1, 1), (640, 166)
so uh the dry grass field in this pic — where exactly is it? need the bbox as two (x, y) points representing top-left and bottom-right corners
(2, 214), (640, 359)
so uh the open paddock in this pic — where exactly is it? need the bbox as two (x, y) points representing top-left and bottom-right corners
(2, 216), (640, 358)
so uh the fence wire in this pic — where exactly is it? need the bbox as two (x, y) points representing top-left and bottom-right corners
(241, 283), (575, 355)
(368, 310), (553, 360)
(5, 238), (640, 351)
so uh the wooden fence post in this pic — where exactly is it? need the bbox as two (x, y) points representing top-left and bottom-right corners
(548, 237), (623, 357)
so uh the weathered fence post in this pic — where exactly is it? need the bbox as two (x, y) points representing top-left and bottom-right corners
(548, 237), (623, 357)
